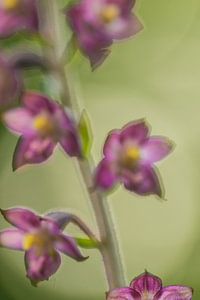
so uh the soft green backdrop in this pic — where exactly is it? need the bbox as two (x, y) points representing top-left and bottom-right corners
(1, 0), (200, 298)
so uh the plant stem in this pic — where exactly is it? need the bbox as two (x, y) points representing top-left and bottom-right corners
(37, 0), (126, 290)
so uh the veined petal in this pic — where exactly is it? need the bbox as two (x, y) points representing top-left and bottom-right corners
(13, 137), (55, 170)
(25, 249), (61, 284)
(107, 287), (140, 300)
(55, 234), (87, 261)
(0, 229), (24, 250)
(158, 286), (193, 300)
(95, 158), (118, 190)
(121, 120), (149, 144)
(130, 271), (162, 297)
(141, 137), (174, 164)
(3, 108), (35, 136)
(0, 208), (40, 231)
(122, 166), (163, 197)
(103, 130), (121, 160)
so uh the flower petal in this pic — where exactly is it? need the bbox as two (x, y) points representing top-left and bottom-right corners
(55, 234), (87, 261)
(25, 249), (61, 284)
(158, 286), (193, 300)
(103, 130), (121, 160)
(130, 271), (162, 297)
(23, 92), (56, 115)
(95, 158), (118, 190)
(107, 287), (140, 300)
(3, 108), (35, 136)
(141, 137), (174, 164)
(121, 120), (149, 144)
(0, 229), (24, 250)
(122, 166), (163, 197)
(59, 131), (81, 157)
(13, 137), (55, 170)
(0, 208), (40, 231)
(45, 212), (72, 230)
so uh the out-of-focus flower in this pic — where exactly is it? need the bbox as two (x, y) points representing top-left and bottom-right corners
(107, 271), (193, 300)
(3, 92), (82, 170)
(0, 0), (39, 38)
(95, 119), (174, 197)
(66, 0), (142, 69)
(0, 207), (87, 285)
(0, 54), (21, 106)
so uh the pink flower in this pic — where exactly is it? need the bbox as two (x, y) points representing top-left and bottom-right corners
(107, 271), (193, 300)
(0, 207), (87, 285)
(3, 92), (82, 170)
(66, 0), (142, 69)
(95, 120), (174, 197)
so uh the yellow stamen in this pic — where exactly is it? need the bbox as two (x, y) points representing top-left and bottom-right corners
(23, 232), (55, 256)
(34, 115), (54, 136)
(3, 0), (19, 10)
(101, 4), (120, 23)
(122, 146), (141, 167)
(23, 234), (40, 251)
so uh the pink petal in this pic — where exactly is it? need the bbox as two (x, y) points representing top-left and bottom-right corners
(25, 249), (61, 284)
(55, 234), (87, 261)
(141, 137), (174, 164)
(121, 120), (149, 144)
(95, 158), (118, 190)
(122, 166), (163, 197)
(13, 137), (55, 170)
(0, 208), (40, 231)
(59, 131), (81, 157)
(45, 212), (72, 230)
(130, 271), (162, 297)
(158, 286), (193, 300)
(103, 130), (121, 161)
(23, 92), (56, 115)
(0, 229), (24, 250)
(3, 108), (35, 136)
(107, 287), (140, 300)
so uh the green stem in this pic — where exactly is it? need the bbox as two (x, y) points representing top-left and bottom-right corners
(37, 0), (126, 290)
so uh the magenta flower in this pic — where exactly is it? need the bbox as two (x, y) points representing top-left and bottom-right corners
(0, 0), (38, 38)
(0, 207), (87, 285)
(0, 54), (21, 106)
(95, 120), (174, 197)
(107, 271), (193, 300)
(3, 92), (82, 170)
(66, 0), (142, 69)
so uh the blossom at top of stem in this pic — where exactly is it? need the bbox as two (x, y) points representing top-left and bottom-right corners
(3, 92), (82, 170)
(95, 119), (174, 197)
(65, 0), (143, 70)
(107, 271), (193, 300)
(0, 207), (87, 285)
(0, 0), (39, 38)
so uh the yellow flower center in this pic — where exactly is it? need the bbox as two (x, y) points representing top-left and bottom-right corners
(23, 232), (55, 255)
(34, 115), (54, 136)
(122, 146), (141, 167)
(3, 0), (20, 10)
(101, 4), (120, 24)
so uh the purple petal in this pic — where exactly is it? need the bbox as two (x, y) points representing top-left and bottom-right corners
(107, 287), (140, 300)
(0, 229), (24, 250)
(158, 286), (193, 300)
(3, 108), (35, 136)
(59, 132), (81, 157)
(13, 137), (55, 170)
(103, 130), (121, 161)
(141, 137), (174, 164)
(130, 271), (162, 297)
(0, 208), (40, 231)
(23, 92), (56, 115)
(45, 212), (72, 231)
(55, 234), (87, 261)
(122, 165), (163, 197)
(95, 158), (118, 190)
(120, 120), (149, 144)
(25, 249), (61, 284)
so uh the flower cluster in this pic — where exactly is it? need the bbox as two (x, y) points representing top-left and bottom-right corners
(107, 271), (193, 300)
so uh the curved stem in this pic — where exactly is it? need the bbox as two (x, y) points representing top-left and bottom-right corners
(37, 0), (126, 290)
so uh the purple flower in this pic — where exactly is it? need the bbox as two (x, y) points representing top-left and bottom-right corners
(0, 0), (39, 38)
(95, 120), (174, 197)
(3, 92), (82, 170)
(0, 54), (21, 106)
(107, 271), (193, 300)
(0, 207), (87, 285)
(66, 0), (142, 69)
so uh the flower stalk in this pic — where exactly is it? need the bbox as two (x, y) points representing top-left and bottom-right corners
(37, 0), (126, 290)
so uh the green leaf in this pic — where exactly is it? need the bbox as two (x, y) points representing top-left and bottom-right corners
(75, 237), (99, 249)
(78, 110), (93, 158)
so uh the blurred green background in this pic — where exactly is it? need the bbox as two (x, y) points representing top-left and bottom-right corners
(1, 0), (200, 298)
